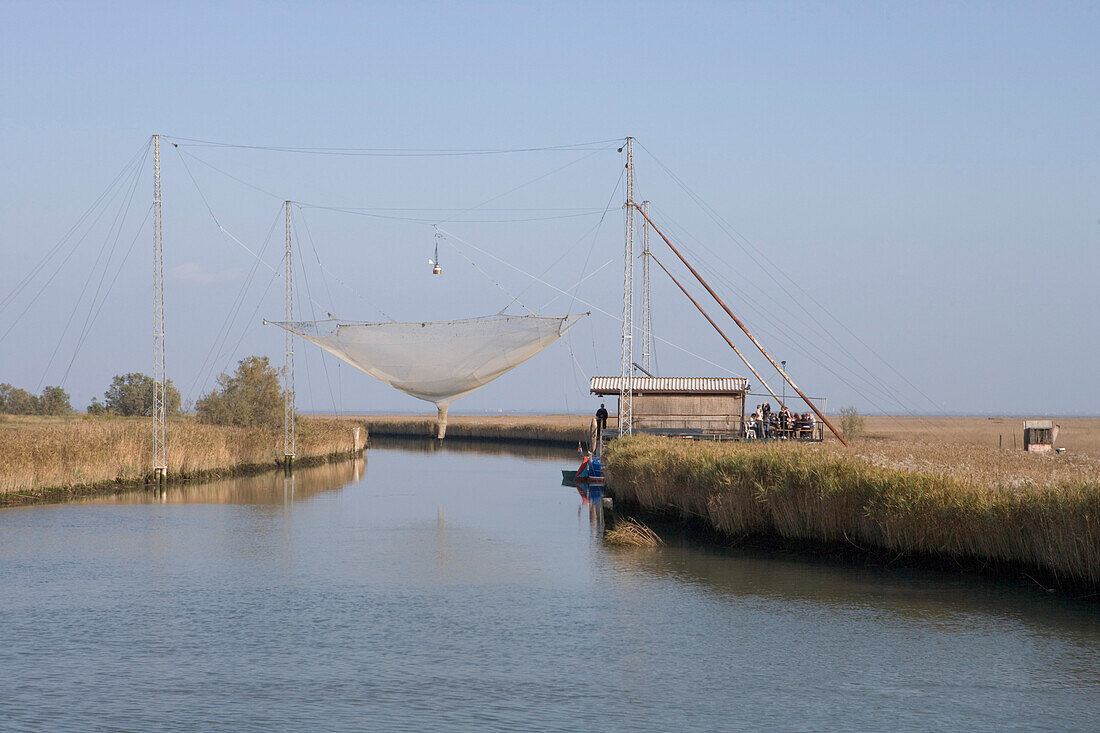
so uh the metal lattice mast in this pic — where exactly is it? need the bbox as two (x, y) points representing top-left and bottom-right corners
(284, 202), (296, 463)
(152, 135), (167, 480)
(619, 137), (635, 435)
(641, 199), (654, 374)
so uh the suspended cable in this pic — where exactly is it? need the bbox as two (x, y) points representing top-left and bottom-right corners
(435, 231), (532, 314)
(39, 145), (149, 387)
(293, 205), (395, 322)
(59, 205), (154, 389)
(637, 139), (940, 413)
(651, 206), (911, 413)
(174, 146), (288, 201)
(651, 206), (938, 432)
(437, 148), (609, 225)
(435, 226), (740, 376)
(0, 145), (149, 345)
(187, 206), (284, 402)
(163, 135), (623, 157)
(568, 162), (625, 315)
(633, 203), (848, 445)
(0, 139), (150, 317)
(292, 223), (339, 415)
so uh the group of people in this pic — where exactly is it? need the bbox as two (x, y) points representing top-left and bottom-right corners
(745, 403), (817, 440)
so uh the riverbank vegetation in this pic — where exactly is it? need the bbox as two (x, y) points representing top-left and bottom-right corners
(0, 414), (365, 504)
(605, 435), (1100, 594)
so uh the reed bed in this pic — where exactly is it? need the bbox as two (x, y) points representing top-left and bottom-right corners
(605, 435), (1100, 593)
(604, 518), (663, 547)
(0, 415), (365, 502)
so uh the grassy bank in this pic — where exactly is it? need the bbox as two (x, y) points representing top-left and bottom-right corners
(348, 414), (589, 445)
(0, 414), (366, 505)
(605, 435), (1100, 594)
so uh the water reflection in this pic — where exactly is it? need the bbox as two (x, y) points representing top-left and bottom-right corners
(575, 483), (605, 538)
(2, 444), (1098, 730)
(599, 517), (1100, 647)
(369, 434), (577, 461)
(69, 458), (367, 506)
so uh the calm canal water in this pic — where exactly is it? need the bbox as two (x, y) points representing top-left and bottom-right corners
(2, 439), (1099, 731)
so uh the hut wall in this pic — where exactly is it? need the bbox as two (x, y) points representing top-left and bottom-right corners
(628, 393), (744, 433)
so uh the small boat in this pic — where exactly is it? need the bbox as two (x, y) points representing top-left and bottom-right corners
(562, 455), (604, 485)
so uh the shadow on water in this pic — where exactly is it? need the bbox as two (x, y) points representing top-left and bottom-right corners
(594, 512), (1100, 642)
(68, 457), (368, 506)
(368, 434), (578, 461)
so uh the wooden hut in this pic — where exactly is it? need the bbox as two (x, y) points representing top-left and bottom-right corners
(1022, 419), (1058, 453)
(589, 376), (749, 438)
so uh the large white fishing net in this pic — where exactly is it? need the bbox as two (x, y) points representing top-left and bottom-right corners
(268, 313), (586, 437)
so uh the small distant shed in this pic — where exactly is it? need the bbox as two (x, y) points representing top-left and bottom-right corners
(590, 376), (749, 437)
(1023, 419), (1058, 453)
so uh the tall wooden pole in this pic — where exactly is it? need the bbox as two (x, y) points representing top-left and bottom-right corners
(634, 204), (849, 446)
(649, 253), (788, 412)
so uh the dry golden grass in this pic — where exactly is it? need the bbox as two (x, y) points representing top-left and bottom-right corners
(604, 517), (663, 547)
(605, 435), (1100, 593)
(857, 416), (1100, 459)
(0, 414), (365, 501)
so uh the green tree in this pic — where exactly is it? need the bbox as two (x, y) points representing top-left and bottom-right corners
(103, 373), (181, 416)
(196, 356), (284, 429)
(87, 397), (107, 416)
(839, 406), (866, 441)
(38, 385), (72, 415)
(0, 383), (40, 414)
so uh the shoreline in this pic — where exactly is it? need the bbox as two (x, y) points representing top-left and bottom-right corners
(0, 448), (365, 507)
(0, 415), (367, 507)
(6, 412), (1099, 598)
(603, 435), (1100, 597)
(344, 414), (589, 447)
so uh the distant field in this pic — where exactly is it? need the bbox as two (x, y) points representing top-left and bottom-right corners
(342, 412), (1100, 457)
(861, 416), (1100, 460)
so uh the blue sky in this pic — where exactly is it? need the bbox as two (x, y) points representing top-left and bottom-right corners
(2, 1), (1098, 416)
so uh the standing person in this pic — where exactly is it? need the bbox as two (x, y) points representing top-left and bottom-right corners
(762, 403), (772, 439)
(595, 403), (609, 439)
(754, 404), (765, 439)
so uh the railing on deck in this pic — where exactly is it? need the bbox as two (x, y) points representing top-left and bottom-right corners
(604, 415), (825, 442)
